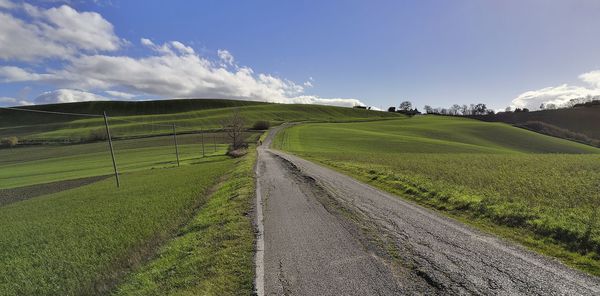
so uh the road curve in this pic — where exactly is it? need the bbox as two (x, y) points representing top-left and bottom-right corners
(256, 124), (600, 295)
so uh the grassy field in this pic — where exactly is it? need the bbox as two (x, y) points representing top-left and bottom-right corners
(115, 147), (257, 295)
(0, 132), (254, 189)
(273, 116), (600, 275)
(0, 156), (236, 295)
(0, 99), (400, 141)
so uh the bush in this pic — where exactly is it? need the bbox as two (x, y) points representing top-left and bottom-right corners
(1, 136), (18, 148)
(252, 120), (270, 130)
(87, 129), (107, 142)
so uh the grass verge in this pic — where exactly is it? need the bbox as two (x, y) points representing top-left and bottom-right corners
(113, 147), (257, 295)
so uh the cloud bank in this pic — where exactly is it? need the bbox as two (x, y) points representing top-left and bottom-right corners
(512, 70), (600, 110)
(0, 1), (362, 107)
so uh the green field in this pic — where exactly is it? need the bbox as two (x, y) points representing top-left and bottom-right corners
(0, 132), (251, 189)
(0, 156), (236, 295)
(0, 99), (400, 142)
(273, 116), (600, 275)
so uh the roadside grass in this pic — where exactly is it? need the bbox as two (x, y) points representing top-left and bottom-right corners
(114, 147), (257, 295)
(0, 132), (258, 189)
(273, 117), (600, 276)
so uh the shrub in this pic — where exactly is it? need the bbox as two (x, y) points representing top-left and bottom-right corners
(87, 129), (107, 142)
(252, 120), (270, 130)
(1, 136), (18, 148)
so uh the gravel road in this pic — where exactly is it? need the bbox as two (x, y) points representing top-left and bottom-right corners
(256, 125), (600, 295)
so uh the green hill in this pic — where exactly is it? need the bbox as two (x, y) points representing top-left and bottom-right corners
(0, 99), (401, 142)
(275, 116), (600, 154)
(468, 104), (600, 146)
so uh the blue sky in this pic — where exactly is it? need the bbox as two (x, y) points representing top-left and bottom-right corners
(2, 0), (600, 110)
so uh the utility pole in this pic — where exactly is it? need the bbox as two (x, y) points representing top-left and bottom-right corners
(103, 111), (120, 188)
(172, 124), (180, 167)
(213, 131), (217, 152)
(201, 128), (205, 157)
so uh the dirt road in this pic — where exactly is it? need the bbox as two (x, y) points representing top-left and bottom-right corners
(255, 125), (600, 295)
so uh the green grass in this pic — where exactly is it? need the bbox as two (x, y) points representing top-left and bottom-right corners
(0, 133), (247, 189)
(0, 157), (235, 295)
(114, 147), (257, 295)
(273, 116), (600, 275)
(1, 99), (400, 141)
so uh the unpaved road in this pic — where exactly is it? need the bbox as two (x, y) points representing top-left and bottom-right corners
(256, 125), (600, 295)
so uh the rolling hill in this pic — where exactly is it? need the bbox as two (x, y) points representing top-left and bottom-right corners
(468, 104), (600, 146)
(0, 99), (401, 142)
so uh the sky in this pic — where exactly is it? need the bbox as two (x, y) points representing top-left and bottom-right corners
(2, 0), (600, 111)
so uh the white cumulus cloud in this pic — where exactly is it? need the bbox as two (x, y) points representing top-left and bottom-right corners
(0, 2), (122, 61)
(0, 4), (362, 108)
(34, 89), (110, 104)
(512, 70), (600, 110)
(0, 96), (32, 106)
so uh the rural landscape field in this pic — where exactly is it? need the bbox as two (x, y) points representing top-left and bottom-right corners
(2, 1), (600, 295)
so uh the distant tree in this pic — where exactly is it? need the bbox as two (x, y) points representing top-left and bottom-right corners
(539, 103), (546, 110)
(387, 106), (396, 112)
(486, 109), (495, 115)
(461, 104), (469, 115)
(473, 103), (487, 115)
(449, 104), (461, 115)
(505, 106), (512, 112)
(514, 108), (523, 112)
(399, 101), (412, 111)
(522, 108), (530, 112)
(221, 109), (246, 149)
(423, 105), (433, 114)
(545, 103), (557, 110)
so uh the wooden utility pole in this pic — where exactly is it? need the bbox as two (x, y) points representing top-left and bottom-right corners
(103, 111), (120, 188)
(172, 124), (180, 167)
(201, 128), (206, 157)
(213, 132), (217, 152)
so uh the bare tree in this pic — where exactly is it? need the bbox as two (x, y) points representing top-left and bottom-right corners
(450, 104), (461, 115)
(423, 105), (433, 114)
(399, 101), (412, 111)
(220, 109), (246, 149)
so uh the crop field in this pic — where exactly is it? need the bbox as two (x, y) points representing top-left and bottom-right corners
(0, 132), (260, 189)
(0, 156), (236, 295)
(274, 116), (600, 274)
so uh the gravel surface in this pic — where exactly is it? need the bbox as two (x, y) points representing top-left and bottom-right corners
(256, 125), (600, 295)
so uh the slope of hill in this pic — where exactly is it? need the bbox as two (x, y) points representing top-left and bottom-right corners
(468, 104), (600, 145)
(0, 99), (401, 142)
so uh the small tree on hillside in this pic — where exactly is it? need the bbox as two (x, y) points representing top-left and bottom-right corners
(399, 101), (412, 111)
(221, 109), (246, 149)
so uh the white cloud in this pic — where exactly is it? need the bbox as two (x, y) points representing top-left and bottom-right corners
(0, 4), (361, 108)
(217, 49), (234, 66)
(0, 96), (32, 106)
(34, 89), (110, 104)
(0, 3), (121, 61)
(579, 70), (600, 88)
(0, 0), (15, 9)
(512, 70), (600, 110)
(1, 41), (363, 107)
(104, 90), (137, 99)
